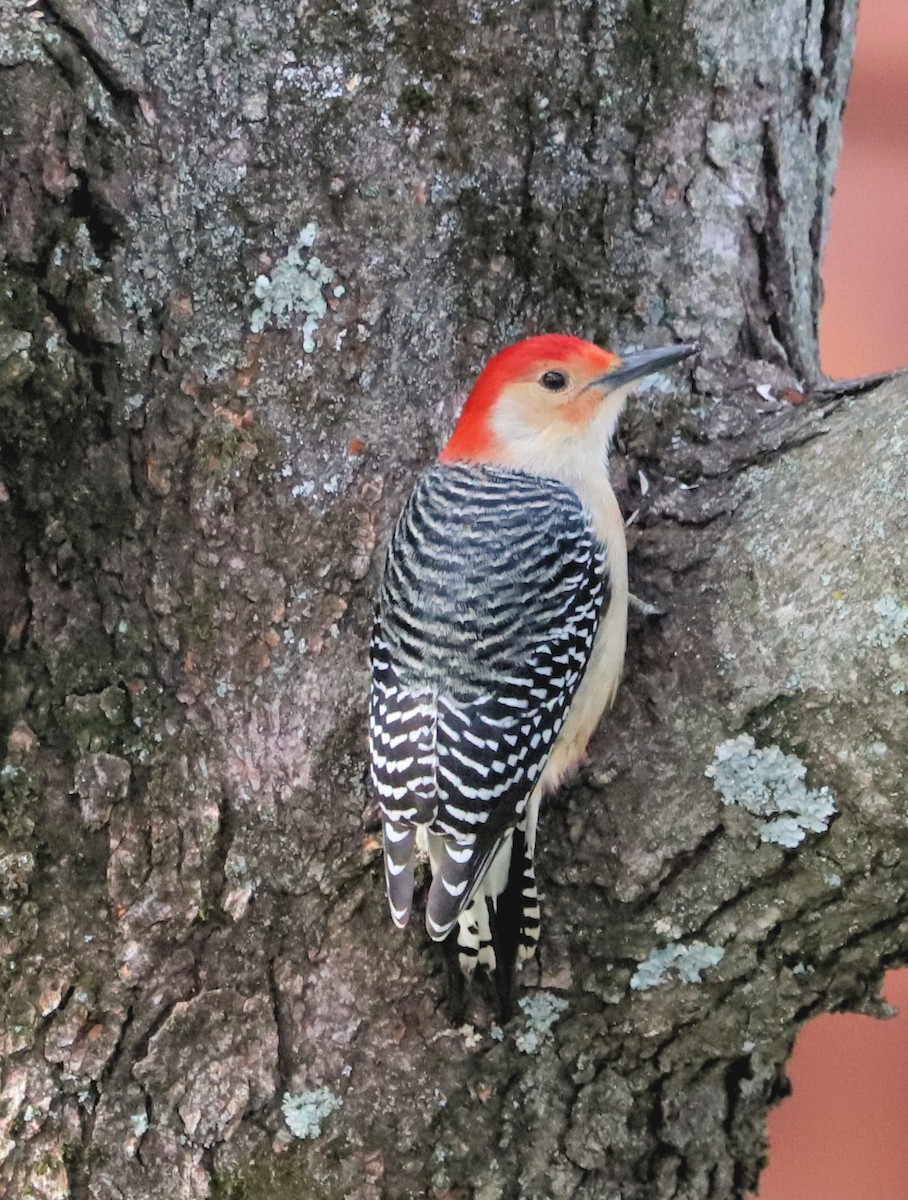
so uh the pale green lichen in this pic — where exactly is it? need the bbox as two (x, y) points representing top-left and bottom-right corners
(250, 224), (337, 351)
(280, 1087), (342, 1139)
(630, 941), (725, 990)
(706, 734), (836, 847)
(869, 595), (908, 649)
(515, 991), (568, 1054)
(0, 11), (45, 65)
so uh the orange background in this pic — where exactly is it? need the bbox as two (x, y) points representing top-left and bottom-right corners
(755, 0), (908, 1196)
(820, 0), (908, 377)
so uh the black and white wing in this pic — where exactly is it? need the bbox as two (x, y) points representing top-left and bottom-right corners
(368, 462), (610, 937)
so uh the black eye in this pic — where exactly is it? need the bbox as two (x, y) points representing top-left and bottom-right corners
(540, 370), (568, 391)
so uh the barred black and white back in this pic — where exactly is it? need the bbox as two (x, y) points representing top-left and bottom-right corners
(369, 462), (610, 971)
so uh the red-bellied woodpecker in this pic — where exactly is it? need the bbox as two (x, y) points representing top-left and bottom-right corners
(369, 334), (698, 990)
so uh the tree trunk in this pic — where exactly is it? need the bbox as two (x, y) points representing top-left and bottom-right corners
(4, 1), (906, 1198)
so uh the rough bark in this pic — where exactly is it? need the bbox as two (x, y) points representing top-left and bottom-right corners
(4, 1), (905, 1199)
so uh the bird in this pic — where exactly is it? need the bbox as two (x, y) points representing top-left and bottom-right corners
(368, 333), (698, 1009)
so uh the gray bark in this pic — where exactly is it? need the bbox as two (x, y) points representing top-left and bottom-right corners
(4, 1), (905, 1199)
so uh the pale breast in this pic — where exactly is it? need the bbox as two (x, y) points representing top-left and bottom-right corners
(539, 477), (628, 792)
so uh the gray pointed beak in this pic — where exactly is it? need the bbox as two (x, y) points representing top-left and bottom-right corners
(590, 342), (700, 389)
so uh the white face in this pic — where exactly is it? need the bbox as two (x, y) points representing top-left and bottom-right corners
(489, 360), (631, 483)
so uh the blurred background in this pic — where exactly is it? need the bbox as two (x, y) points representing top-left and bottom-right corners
(754, 0), (908, 1195)
(819, 0), (908, 377)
